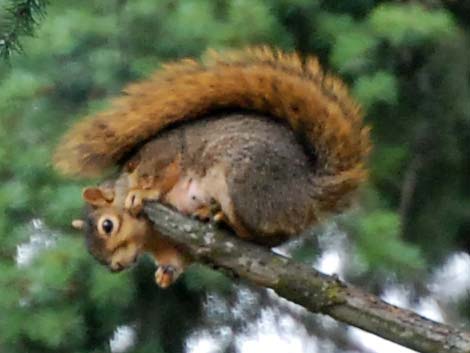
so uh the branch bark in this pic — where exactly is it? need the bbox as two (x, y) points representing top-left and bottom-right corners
(144, 202), (470, 353)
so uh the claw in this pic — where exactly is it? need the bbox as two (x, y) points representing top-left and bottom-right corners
(191, 199), (226, 224)
(125, 190), (143, 216)
(213, 211), (226, 223)
(155, 264), (181, 288)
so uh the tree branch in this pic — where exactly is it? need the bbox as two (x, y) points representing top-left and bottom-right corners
(144, 202), (470, 353)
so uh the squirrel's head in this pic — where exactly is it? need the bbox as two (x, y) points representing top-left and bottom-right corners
(72, 187), (151, 272)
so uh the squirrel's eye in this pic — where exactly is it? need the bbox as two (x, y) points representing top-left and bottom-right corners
(101, 219), (114, 235)
(97, 215), (120, 237)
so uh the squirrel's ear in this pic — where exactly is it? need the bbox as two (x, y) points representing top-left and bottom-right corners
(82, 187), (114, 207)
(72, 219), (84, 230)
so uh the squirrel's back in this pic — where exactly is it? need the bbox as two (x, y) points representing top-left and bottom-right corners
(182, 114), (323, 242)
(54, 46), (371, 220)
(54, 47), (369, 173)
(120, 113), (355, 244)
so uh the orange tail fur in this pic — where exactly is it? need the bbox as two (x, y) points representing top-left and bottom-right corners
(54, 46), (371, 201)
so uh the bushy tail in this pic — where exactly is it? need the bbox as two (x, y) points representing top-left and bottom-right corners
(54, 46), (370, 211)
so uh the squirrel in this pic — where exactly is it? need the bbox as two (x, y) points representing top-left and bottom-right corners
(54, 47), (371, 288)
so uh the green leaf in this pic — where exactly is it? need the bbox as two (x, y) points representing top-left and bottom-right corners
(183, 264), (232, 293)
(356, 210), (425, 272)
(89, 265), (134, 308)
(353, 71), (398, 108)
(369, 4), (456, 46)
(23, 307), (84, 348)
(371, 145), (408, 185)
(0, 70), (43, 113)
(330, 30), (377, 73)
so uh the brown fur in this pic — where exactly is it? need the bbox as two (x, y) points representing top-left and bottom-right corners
(60, 47), (371, 283)
(80, 180), (191, 287)
(61, 48), (370, 287)
(54, 46), (370, 184)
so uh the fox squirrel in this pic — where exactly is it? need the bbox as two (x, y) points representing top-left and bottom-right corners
(55, 47), (371, 288)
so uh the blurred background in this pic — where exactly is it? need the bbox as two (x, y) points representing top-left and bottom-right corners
(0, 1), (469, 352)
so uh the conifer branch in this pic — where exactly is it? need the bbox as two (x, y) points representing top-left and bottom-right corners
(145, 202), (470, 353)
(0, 0), (48, 59)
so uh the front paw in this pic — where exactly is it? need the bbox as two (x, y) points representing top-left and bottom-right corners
(125, 190), (143, 216)
(155, 264), (182, 288)
(191, 206), (212, 221)
(192, 200), (226, 223)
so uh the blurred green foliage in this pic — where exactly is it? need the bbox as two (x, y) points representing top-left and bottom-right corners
(0, 0), (49, 59)
(0, 1), (469, 352)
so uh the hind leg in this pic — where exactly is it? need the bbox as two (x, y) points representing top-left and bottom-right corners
(225, 144), (315, 241)
(196, 166), (252, 238)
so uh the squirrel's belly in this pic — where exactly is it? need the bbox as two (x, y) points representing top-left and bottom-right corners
(163, 174), (211, 215)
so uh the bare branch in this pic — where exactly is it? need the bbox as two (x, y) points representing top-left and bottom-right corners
(145, 202), (470, 353)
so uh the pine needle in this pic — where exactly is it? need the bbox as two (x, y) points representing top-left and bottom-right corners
(0, 0), (48, 60)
